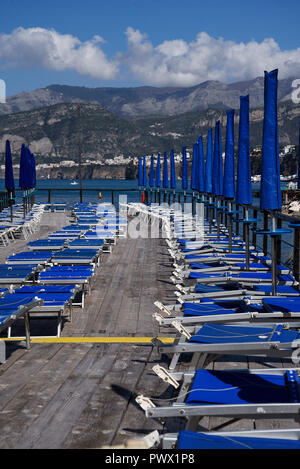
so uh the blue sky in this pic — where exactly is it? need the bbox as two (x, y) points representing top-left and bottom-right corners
(0, 0), (300, 95)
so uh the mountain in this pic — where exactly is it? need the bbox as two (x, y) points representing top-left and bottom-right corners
(0, 76), (297, 118)
(0, 101), (299, 170)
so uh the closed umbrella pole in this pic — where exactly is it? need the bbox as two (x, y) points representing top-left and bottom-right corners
(255, 69), (292, 295)
(212, 121), (223, 240)
(149, 154), (154, 202)
(19, 144), (30, 218)
(138, 157), (142, 201)
(223, 110), (235, 252)
(260, 69), (282, 295)
(205, 129), (213, 232)
(181, 146), (188, 205)
(191, 143), (198, 215)
(298, 125), (300, 190)
(163, 151), (169, 203)
(143, 156), (147, 202)
(155, 154), (161, 204)
(170, 149), (176, 202)
(5, 140), (15, 223)
(197, 136), (205, 225)
(236, 95), (253, 268)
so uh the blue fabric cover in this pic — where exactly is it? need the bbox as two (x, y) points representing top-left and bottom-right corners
(15, 285), (76, 293)
(185, 369), (299, 405)
(189, 323), (299, 344)
(177, 430), (300, 449)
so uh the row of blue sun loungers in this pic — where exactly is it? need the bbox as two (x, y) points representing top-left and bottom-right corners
(125, 203), (300, 449)
(0, 203), (124, 360)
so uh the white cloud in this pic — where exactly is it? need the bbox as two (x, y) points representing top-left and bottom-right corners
(121, 27), (300, 86)
(0, 26), (300, 87)
(0, 27), (118, 80)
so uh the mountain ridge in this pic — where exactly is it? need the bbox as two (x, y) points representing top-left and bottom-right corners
(1, 75), (297, 119)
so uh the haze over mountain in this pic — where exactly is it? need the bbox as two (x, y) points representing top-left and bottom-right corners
(0, 75), (297, 119)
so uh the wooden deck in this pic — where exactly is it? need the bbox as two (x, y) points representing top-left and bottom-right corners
(0, 210), (298, 449)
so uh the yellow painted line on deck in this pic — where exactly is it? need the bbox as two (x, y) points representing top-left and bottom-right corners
(0, 336), (175, 344)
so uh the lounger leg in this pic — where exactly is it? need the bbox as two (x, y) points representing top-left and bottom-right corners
(69, 301), (73, 321)
(0, 341), (6, 364)
(169, 352), (180, 371)
(57, 312), (62, 337)
(24, 312), (31, 350)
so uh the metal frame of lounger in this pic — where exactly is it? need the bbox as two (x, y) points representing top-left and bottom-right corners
(153, 299), (300, 327)
(173, 280), (299, 298)
(160, 428), (300, 449)
(137, 367), (300, 427)
(171, 270), (297, 287)
(173, 261), (291, 277)
(153, 322), (300, 370)
(6, 251), (53, 265)
(0, 298), (43, 363)
(7, 291), (77, 338)
(37, 267), (94, 297)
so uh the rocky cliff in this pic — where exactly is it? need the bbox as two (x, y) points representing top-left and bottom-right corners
(0, 100), (299, 172)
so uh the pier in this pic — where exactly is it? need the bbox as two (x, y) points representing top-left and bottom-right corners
(0, 202), (298, 448)
(0, 208), (174, 448)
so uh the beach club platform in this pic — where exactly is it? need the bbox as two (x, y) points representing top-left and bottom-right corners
(0, 205), (298, 450)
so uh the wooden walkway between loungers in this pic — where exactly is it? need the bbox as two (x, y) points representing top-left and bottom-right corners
(0, 210), (298, 448)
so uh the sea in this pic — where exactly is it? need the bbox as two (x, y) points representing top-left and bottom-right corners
(0, 178), (295, 264)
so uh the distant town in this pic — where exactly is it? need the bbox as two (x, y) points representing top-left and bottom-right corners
(0, 144), (297, 175)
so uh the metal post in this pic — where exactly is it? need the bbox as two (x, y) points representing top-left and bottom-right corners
(24, 312), (31, 350)
(276, 217), (282, 265)
(263, 211), (269, 256)
(252, 208), (257, 248)
(209, 195), (212, 233)
(235, 204), (239, 236)
(77, 104), (83, 204)
(293, 228), (300, 284)
(228, 200), (233, 253)
(271, 215), (277, 296)
(245, 208), (250, 271)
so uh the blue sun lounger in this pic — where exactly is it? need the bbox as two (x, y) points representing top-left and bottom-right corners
(155, 322), (300, 370)
(6, 251), (53, 265)
(76, 217), (101, 226)
(139, 367), (300, 428)
(174, 263), (291, 280)
(27, 239), (67, 250)
(172, 280), (299, 304)
(67, 238), (104, 250)
(161, 428), (300, 449)
(154, 296), (300, 327)
(0, 264), (38, 284)
(0, 296), (43, 363)
(37, 265), (94, 296)
(62, 225), (89, 232)
(47, 231), (79, 240)
(181, 271), (297, 286)
(14, 283), (84, 308)
(82, 229), (116, 251)
(51, 248), (100, 265)
(8, 290), (76, 337)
